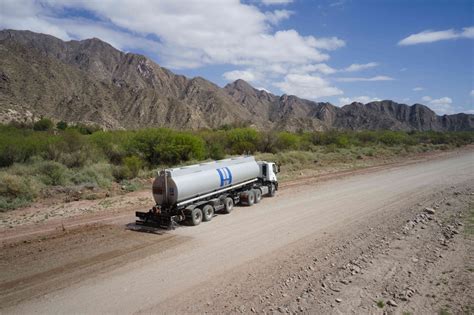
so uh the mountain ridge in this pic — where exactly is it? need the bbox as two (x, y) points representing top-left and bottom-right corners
(0, 29), (472, 131)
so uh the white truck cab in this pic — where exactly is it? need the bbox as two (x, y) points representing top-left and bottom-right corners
(258, 161), (279, 183)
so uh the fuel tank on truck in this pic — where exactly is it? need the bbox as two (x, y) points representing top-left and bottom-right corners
(152, 156), (260, 206)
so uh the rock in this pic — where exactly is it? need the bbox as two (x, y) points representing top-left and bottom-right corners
(412, 257), (419, 263)
(251, 307), (256, 313)
(340, 279), (349, 285)
(387, 299), (398, 307)
(424, 207), (436, 215)
(335, 298), (342, 303)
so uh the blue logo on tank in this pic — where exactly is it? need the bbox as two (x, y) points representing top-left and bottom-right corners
(216, 167), (233, 187)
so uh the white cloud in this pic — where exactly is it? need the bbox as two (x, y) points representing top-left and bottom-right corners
(223, 70), (259, 82)
(0, 0), (345, 70)
(274, 74), (343, 100)
(429, 97), (452, 105)
(335, 76), (395, 82)
(261, 0), (293, 5)
(291, 63), (337, 75)
(470, 90), (474, 97)
(311, 37), (346, 51)
(398, 26), (474, 45)
(413, 87), (424, 91)
(0, 0), (70, 40)
(338, 96), (381, 105)
(265, 9), (293, 25)
(329, 0), (346, 7)
(421, 96), (454, 115)
(344, 62), (378, 72)
(421, 96), (432, 102)
(256, 87), (271, 93)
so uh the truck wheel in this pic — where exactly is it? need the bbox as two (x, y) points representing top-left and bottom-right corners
(223, 197), (234, 214)
(202, 204), (214, 222)
(247, 191), (255, 206)
(189, 207), (203, 226)
(254, 189), (262, 203)
(268, 184), (276, 197)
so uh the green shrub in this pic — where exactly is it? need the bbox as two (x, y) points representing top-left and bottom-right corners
(208, 142), (226, 160)
(35, 161), (69, 186)
(335, 134), (350, 148)
(68, 123), (102, 135)
(72, 163), (113, 188)
(33, 118), (54, 131)
(226, 128), (260, 154)
(356, 131), (378, 144)
(0, 126), (58, 167)
(120, 179), (142, 192)
(44, 130), (98, 167)
(123, 156), (142, 178)
(112, 165), (132, 181)
(0, 196), (32, 211)
(89, 131), (130, 164)
(56, 121), (68, 130)
(379, 131), (406, 146)
(0, 173), (40, 210)
(276, 132), (300, 150)
(129, 128), (205, 165)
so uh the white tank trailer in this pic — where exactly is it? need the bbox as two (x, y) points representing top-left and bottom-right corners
(136, 156), (279, 228)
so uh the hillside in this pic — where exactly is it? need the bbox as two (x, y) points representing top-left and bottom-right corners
(0, 29), (472, 131)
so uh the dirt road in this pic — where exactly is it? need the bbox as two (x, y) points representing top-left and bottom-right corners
(1, 150), (473, 314)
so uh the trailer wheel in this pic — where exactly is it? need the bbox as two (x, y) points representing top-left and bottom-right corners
(202, 204), (214, 222)
(254, 189), (262, 203)
(268, 183), (276, 197)
(222, 197), (234, 214)
(188, 207), (203, 226)
(247, 191), (255, 206)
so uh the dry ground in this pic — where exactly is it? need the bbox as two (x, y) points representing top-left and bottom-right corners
(0, 149), (472, 314)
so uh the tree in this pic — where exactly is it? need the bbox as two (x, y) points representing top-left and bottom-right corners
(33, 118), (53, 131)
(56, 121), (68, 130)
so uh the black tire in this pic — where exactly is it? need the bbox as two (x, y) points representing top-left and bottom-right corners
(202, 204), (214, 222)
(222, 197), (234, 214)
(189, 207), (203, 226)
(247, 190), (255, 206)
(254, 189), (262, 203)
(268, 183), (276, 197)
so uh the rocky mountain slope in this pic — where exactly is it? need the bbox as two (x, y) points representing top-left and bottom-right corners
(0, 29), (472, 131)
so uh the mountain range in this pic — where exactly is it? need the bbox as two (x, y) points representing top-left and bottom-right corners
(0, 29), (472, 131)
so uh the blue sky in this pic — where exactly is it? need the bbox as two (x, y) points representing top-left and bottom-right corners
(1, 0), (472, 114)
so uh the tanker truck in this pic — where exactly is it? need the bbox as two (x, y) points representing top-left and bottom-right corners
(136, 156), (279, 228)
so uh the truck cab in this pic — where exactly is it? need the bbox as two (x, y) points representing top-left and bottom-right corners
(258, 161), (279, 183)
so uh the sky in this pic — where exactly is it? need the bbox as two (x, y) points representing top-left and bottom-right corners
(0, 0), (473, 115)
